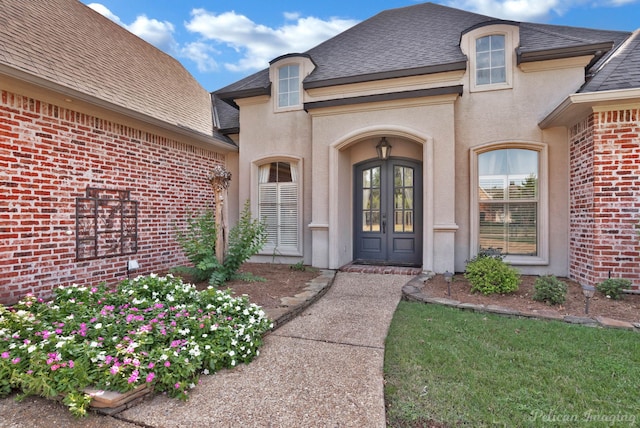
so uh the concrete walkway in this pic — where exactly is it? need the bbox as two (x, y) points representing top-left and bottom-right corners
(117, 272), (407, 427)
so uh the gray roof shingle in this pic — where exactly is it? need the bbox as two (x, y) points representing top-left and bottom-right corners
(580, 30), (640, 92)
(215, 2), (633, 99)
(0, 0), (221, 140)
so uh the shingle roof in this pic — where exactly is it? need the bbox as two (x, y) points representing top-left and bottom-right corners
(0, 0), (221, 141)
(215, 2), (632, 99)
(580, 30), (640, 92)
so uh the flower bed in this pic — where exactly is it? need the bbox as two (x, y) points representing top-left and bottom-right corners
(0, 274), (272, 416)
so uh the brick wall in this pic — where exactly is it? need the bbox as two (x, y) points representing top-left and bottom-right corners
(569, 108), (640, 289)
(0, 90), (225, 304)
(569, 115), (596, 287)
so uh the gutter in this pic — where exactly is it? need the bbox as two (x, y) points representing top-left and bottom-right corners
(539, 88), (640, 128)
(1, 64), (237, 152)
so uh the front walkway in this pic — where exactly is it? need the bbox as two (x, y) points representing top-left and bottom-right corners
(118, 272), (408, 427)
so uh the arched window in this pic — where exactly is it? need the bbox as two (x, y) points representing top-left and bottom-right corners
(471, 143), (548, 264)
(258, 161), (299, 253)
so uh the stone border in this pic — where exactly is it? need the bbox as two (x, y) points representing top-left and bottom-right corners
(402, 273), (640, 331)
(264, 269), (337, 331)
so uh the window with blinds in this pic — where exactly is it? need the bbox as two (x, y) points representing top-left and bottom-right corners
(258, 162), (299, 253)
(478, 148), (538, 256)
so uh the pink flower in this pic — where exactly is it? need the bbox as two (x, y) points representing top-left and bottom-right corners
(146, 372), (155, 383)
(1, 351), (9, 359)
(51, 364), (60, 371)
(11, 357), (21, 364)
(174, 382), (180, 389)
(147, 362), (155, 369)
(68, 360), (74, 368)
(128, 370), (139, 384)
(164, 361), (171, 367)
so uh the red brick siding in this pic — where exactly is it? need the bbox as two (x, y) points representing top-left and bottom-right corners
(569, 116), (596, 287)
(569, 109), (640, 289)
(0, 90), (224, 304)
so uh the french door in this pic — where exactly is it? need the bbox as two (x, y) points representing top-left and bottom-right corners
(354, 158), (422, 266)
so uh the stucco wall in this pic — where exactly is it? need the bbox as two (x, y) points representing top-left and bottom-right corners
(0, 89), (225, 304)
(236, 97), (313, 264)
(453, 60), (580, 275)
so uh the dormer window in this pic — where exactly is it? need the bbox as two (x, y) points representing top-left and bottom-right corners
(461, 24), (517, 92)
(476, 35), (505, 85)
(278, 64), (300, 108)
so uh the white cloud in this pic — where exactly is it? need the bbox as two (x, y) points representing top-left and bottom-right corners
(443, 0), (565, 21)
(185, 9), (358, 72)
(87, 3), (179, 55)
(87, 3), (124, 25)
(181, 42), (219, 72)
(443, 0), (640, 21)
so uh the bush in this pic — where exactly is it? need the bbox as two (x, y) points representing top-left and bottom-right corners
(596, 278), (630, 300)
(464, 253), (520, 295)
(532, 275), (567, 305)
(174, 201), (267, 286)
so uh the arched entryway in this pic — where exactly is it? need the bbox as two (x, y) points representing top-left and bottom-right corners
(353, 157), (423, 266)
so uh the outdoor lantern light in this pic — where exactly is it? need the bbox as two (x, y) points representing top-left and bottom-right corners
(444, 271), (454, 297)
(376, 137), (392, 160)
(581, 284), (596, 314)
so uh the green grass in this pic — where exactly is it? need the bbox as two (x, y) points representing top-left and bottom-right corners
(384, 302), (640, 427)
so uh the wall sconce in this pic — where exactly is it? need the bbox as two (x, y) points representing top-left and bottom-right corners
(581, 284), (596, 314)
(444, 271), (454, 297)
(376, 137), (392, 160)
(127, 259), (139, 279)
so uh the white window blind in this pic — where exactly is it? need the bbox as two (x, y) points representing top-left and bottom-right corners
(258, 162), (299, 252)
(478, 149), (538, 256)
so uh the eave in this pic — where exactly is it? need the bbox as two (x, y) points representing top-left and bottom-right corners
(303, 61), (467, 90)
(1, 64), (237, 152)
(517, 42), (613, 66)
(539, 88), (640, 129)
(304, 85), (463, 111)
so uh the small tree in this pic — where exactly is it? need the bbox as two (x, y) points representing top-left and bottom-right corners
(173, 201), (267, 286)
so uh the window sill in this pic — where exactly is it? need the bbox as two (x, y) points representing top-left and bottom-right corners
(504, 255), (548, 266)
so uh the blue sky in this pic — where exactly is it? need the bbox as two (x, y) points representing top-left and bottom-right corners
(82, 0), (640, 91)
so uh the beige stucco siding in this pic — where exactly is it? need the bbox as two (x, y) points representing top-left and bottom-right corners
(236, 97), (313, 263)
(453, 62), (583, 275)
(308, 96), (458, 270)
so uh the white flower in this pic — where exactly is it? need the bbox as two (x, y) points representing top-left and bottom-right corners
(94, 323), (102, 330)
(228, 350), (235, 357)
(203, 369), (209, 375)
(90, 341), (99, 348)
(160, 354), (168, 360)
(27, 345), (37, 353)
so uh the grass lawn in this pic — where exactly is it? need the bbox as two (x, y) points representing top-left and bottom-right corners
(384, 302), (640, 427)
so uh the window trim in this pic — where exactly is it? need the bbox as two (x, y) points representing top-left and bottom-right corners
(464, 25), (516, 93)
(470, 142), (548, 265)
(252, 156), (303, 256)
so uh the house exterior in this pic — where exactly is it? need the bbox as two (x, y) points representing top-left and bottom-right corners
(214, 2), (640, 289)
(0, 0), (237, 304)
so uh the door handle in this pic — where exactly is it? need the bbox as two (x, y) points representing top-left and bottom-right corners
(382, 219), (386, 234)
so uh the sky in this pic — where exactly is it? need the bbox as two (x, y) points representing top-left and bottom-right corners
(81, 0), (640, 91)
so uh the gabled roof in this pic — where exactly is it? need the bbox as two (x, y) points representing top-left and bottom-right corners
(0, 0), (233, 148)
(215, 2), (632, 103)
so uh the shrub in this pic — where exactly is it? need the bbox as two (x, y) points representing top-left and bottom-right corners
(0, 275), (272, 416)
(596, 278), (630, 300)
(464, 253), (520, 295)
(174, 201), (267, 286)
(532, 275), (567, 305)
